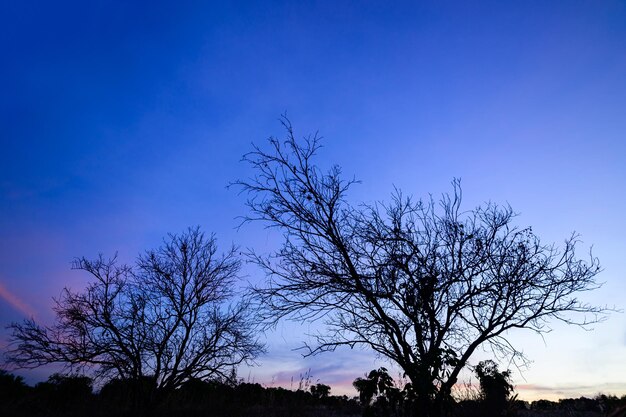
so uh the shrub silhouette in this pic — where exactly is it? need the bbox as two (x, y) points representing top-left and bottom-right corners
(311, 383), (331, 399)
(29, 373), (93, 416)
(0, 369), (28, 399)
(475, 361), (514, 417)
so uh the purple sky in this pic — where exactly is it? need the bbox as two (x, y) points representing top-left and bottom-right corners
(1, 0), (626, 400)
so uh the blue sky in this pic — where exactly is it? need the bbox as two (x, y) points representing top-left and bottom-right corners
(1, 0), (626, 400)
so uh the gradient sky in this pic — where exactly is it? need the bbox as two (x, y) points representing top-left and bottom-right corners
(2, 0), (626, 401)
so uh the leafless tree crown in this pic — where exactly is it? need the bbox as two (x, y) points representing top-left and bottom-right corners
(5, 227), (263, 392)
(235, 119), (608, 416)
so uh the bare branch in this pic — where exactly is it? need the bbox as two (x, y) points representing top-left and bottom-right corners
(236, 120), (612, 417)
(4, 227), (264, 394)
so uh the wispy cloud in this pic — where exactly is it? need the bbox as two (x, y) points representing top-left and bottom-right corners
(515, 382), (626, 401)
(0, 280), (37, 318)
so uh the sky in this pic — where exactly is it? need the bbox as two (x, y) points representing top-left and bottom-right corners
(1, 0), (626, 401)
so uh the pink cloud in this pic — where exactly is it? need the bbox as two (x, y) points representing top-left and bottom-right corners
(0, 280), (37, 318)
(510, 382), (626, 401)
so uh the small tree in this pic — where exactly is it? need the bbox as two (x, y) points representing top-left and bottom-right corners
(354, 368), (401, 416)
(5, 228), (263, 398)
(353, 375), (378, 406)
(236, 119), (609, 417)
(475, 360), (514, 416)
(311, 383), (331, 399)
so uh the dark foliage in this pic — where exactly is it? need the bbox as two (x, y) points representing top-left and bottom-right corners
(353, 367), (406, 417)
(475, 360), (514, 416)
(0, 370), (624, 417)
(0, 369), (29, 410)
(311, 383), (332, 399)
(0, 371), (361, 417)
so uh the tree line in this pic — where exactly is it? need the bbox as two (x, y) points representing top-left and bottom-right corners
(1, 366), (625, 417)
(2, 118), (613, 417)
(0, 369), (359, 417)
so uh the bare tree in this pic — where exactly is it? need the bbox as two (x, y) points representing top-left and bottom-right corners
(5, 227), (263, 396)
(235, 119), (608, 417)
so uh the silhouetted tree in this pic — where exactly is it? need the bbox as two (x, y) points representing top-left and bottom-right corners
(235, 119), (608, 417)
(0, 370), (27, 397)
(43, 373), (93, 398)
(5, 228), (263, 400)
(311, 383), (331, 399)
(354, 375), (378, 406)
(475, 360), (514, 416)
(354, 368), (402, 417)
(531, 399), (558, 411)
(0, 369), (29, 412)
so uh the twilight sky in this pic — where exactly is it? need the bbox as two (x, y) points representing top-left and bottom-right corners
(1, 0), (626, 401)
